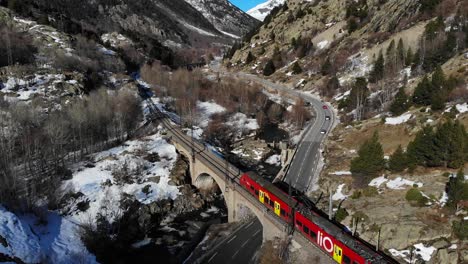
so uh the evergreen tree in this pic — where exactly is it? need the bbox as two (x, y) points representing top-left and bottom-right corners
(405, 47), (413, 67)
(430, 66), (447, 110)
(444, 31), (457, 58)
(407, 121), (468, 169)
(412, 75), (433, 105)
(397, 38), (405, 67)
(390, 87), (410, 116)
(413, 49), (421, 66)
(446, 169), (468, 208)
(348, 18), (358, 33)
(291, 37), (297, 48)
(263, 60), (276, 76)
(291, 61), (302, 74)
(430, 91), (445, 111)
(433, 120), (467, 168)
(369, 50), (384, 83)
(321, 57), (333, 75)
(245, 51), (255, 64)
(431, 66), (446, 90)
(407, 126), (437, 167)
(350, 132), (386, 183)
(389, 145), (408, 172)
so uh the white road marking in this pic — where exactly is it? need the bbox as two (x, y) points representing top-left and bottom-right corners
(208, 252), (218, 263)
(232, 250), (240, 259)
(252, 229), (261, 238)
(241, 238), (250, 248)
(227, 235), (237, 244)
(250, 251), (259, 263)
(245, 221), (254, 229)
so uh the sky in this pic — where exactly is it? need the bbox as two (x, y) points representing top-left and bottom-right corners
(229, 0), (265, 11)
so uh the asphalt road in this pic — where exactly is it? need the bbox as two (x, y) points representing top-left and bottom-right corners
(199, 64), (335, 263)
(231, 72), (334, 193)
(204, 219), (263, 264)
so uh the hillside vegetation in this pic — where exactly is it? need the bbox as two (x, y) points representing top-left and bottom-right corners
(227, 0), (468, 263)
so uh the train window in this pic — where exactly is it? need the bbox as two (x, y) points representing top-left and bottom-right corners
(255, 190), (259, 196)
(269, 200), (274, 207)
(265, 197), (270, 205)
(343, 255), (351, 264)
(303, 226), (310, 235)
(309, 230), (317, 240)
(280, 209), (285, 216)
(250, 185), (254, 191)
(296, 220), (303, 227)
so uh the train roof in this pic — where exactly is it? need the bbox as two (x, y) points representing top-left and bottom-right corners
(299, 206), (398, 264)
(245, 172), (297, 208)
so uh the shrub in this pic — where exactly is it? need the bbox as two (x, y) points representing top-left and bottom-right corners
(0, 26), (37, 67)
(452, 220), (467, 240)
(335, 208), (349, 223)
(405, 188), (428, 206)
(263, 60), (276, 76)
(350, 190), (362, 199)
(362, 186), (379, 197)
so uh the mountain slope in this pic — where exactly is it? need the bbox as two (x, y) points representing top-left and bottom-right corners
(247, 0), (286, 21)
(185, 0), (259, 38)
(10, 0), (257, 49)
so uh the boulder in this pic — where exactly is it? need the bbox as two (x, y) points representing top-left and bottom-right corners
(434, 249), (458, 264)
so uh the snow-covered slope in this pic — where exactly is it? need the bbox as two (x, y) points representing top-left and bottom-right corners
(247, 0), (285, 21)
(184, 0), (259, 38)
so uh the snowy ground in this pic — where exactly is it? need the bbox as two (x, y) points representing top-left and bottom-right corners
(369, 176), (423, 190)
(64, 131), (179, 223)
(0, 130), (179, 263)
(1, 74), (69, 102)
(385, 113), (412, 125)
(332, 184), (349, 201)
(0, 205), (97, 264)
(389, 243), (436, 263)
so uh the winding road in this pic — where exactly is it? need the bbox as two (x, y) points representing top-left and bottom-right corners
(201, 64), (336, 263)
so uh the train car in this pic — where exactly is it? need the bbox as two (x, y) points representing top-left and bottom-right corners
(295, 210), (366, 264)
(240, 172), (297, 222)
(244, 173), (398, 263)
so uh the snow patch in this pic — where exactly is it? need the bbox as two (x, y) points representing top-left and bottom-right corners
(330, 171), (352, 176)
(265, 154), (281, 166)
(369, 176), (388, 188)
(386, 177), (423, 190)
(317, 40), (329, 50)
(332, 184), (348, 201)
(385, 113), (412, 125)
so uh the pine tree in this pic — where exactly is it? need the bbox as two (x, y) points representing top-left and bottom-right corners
(291, 61), (302, 74)
(430, 91), (445, 111)
(245, 51), (255, 64)
(263, 60), (276, 76)
(446, 169), (468, 208)
(350, 132), (386, 183)
(390, 87), (410, 116)
(429, 66), (447, 110)
(369, 50), (384, 83)
(407, 126), (437, 167)
(389, 145), (408, 172)
(321, 57), (333, 75)
(413, 49), (421, 66)
(431, 66), (446, 90)
(405, 47), (413, 67)
(412, 75), (433, 105)
(397, 38), (405, 67)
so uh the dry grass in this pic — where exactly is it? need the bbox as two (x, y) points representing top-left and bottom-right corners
(338, 120), (415, 155)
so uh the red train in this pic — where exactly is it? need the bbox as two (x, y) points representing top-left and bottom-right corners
(240, 172), (398, 264)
